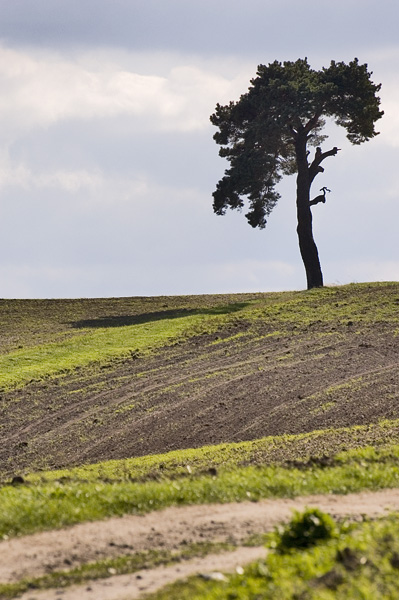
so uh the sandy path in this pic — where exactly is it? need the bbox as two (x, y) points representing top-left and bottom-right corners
(3, 488), (399, 599)
(17, 546), (269, 600)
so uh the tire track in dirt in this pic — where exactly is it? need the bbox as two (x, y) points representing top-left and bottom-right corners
(15, 547), (269, 600)
(2, 323), (399, 475)
(0, 337), (275, 455)
(0, 326), (326, 436)
(6, 346), (394, 453)
(1, 338), (260, 445)
(3, 488), (399, 599)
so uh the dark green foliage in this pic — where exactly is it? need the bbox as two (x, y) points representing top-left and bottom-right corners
(210, 58), (383, 229)
(323, 59), (384, 144)
(277, 508), (337, 551)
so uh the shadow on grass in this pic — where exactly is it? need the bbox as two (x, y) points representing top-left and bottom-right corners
(69, 302), (250, 329)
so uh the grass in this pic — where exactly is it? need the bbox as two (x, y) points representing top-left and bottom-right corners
(24, 418), (399, 485)
(3, 436), (399, 540)
(0, 304), (251, 391)
(146, 513), (399, 599)
(1, 283), (399, 596)
(1, 281), (399, 391)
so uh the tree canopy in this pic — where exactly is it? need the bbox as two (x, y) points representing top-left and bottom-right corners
(210, 58), (383, 288)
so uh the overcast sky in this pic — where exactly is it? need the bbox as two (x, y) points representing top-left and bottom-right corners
(0, 0), (398, 298)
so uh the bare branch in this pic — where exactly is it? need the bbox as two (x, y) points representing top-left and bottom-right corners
(304, 110), (323, 134)
(309, 186), (331, 206)
(308, 147), (341, 183)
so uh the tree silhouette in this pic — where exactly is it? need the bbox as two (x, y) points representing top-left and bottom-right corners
(210, 58), (383, 289)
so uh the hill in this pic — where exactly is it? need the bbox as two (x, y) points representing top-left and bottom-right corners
(2, 282), (399, 599)
(1, 282), (399, 478)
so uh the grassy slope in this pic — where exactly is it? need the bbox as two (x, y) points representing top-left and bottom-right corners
(0, 281), (398, 480)
(1, 282), (398, 390)
(0, 297), (252, 390)
(1, 283), (399, 598)
(1, 281), (399, 477)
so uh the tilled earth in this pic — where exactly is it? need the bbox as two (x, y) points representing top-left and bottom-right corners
(2, 287), (399, 598)
(1, 314), (399, 477)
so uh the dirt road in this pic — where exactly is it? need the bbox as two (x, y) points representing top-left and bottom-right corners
(3, 488), (399, 599)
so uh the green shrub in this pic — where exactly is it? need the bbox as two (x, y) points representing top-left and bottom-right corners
(277, 508), (337, 552)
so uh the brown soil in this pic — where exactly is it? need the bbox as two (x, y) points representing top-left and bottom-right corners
(1, 288), (399, 597)
(3, 488), (399, 599)
(1, 315), (399, 477)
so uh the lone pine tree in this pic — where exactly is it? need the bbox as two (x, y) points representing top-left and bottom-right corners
(211, 58), (383, 289)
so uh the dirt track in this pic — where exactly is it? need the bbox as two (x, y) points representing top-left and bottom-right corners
(3, 488), (399, 599)
(14, 547), (269, 600)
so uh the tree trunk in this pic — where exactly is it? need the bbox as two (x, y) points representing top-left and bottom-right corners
(295, 134), (324, 290)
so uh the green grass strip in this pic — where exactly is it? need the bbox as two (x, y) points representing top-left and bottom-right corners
(26, 419), (399, 485)
(2, 448), (399, 539)
(0, 309), (239, 391)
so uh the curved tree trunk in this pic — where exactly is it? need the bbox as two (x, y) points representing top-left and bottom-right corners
(294, 134), (324, 290)
(296, 203), (324, 289)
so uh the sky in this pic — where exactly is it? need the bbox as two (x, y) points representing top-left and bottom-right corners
(0, 0), (398, 298)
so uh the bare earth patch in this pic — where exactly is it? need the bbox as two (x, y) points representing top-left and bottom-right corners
(3, 489), (399, 599)
(2, 318), (399, 477)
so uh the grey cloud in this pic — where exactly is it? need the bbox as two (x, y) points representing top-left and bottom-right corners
(0, 0), (395, 59)
(0, 1), (398, 298)
(8, 117), (221, 191)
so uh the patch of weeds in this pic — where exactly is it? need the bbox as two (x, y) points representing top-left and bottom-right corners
(208, 332), (247, 346)
(114, 402), (136, 415)
(276, 508), (337, 551)
(307, 377), (364, 403)
(276, 352), (293, 362)
(311, 400), (336, 415)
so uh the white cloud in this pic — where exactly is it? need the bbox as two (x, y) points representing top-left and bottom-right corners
(0, 45), (251, 137)
(378, 87), (399, 148)
(361, 47), (399, 148)
(325, 260), (399, 286)
(0, 153), (103, 192)
(0, 40), (397, 299)
(0, 258), (302, 299)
